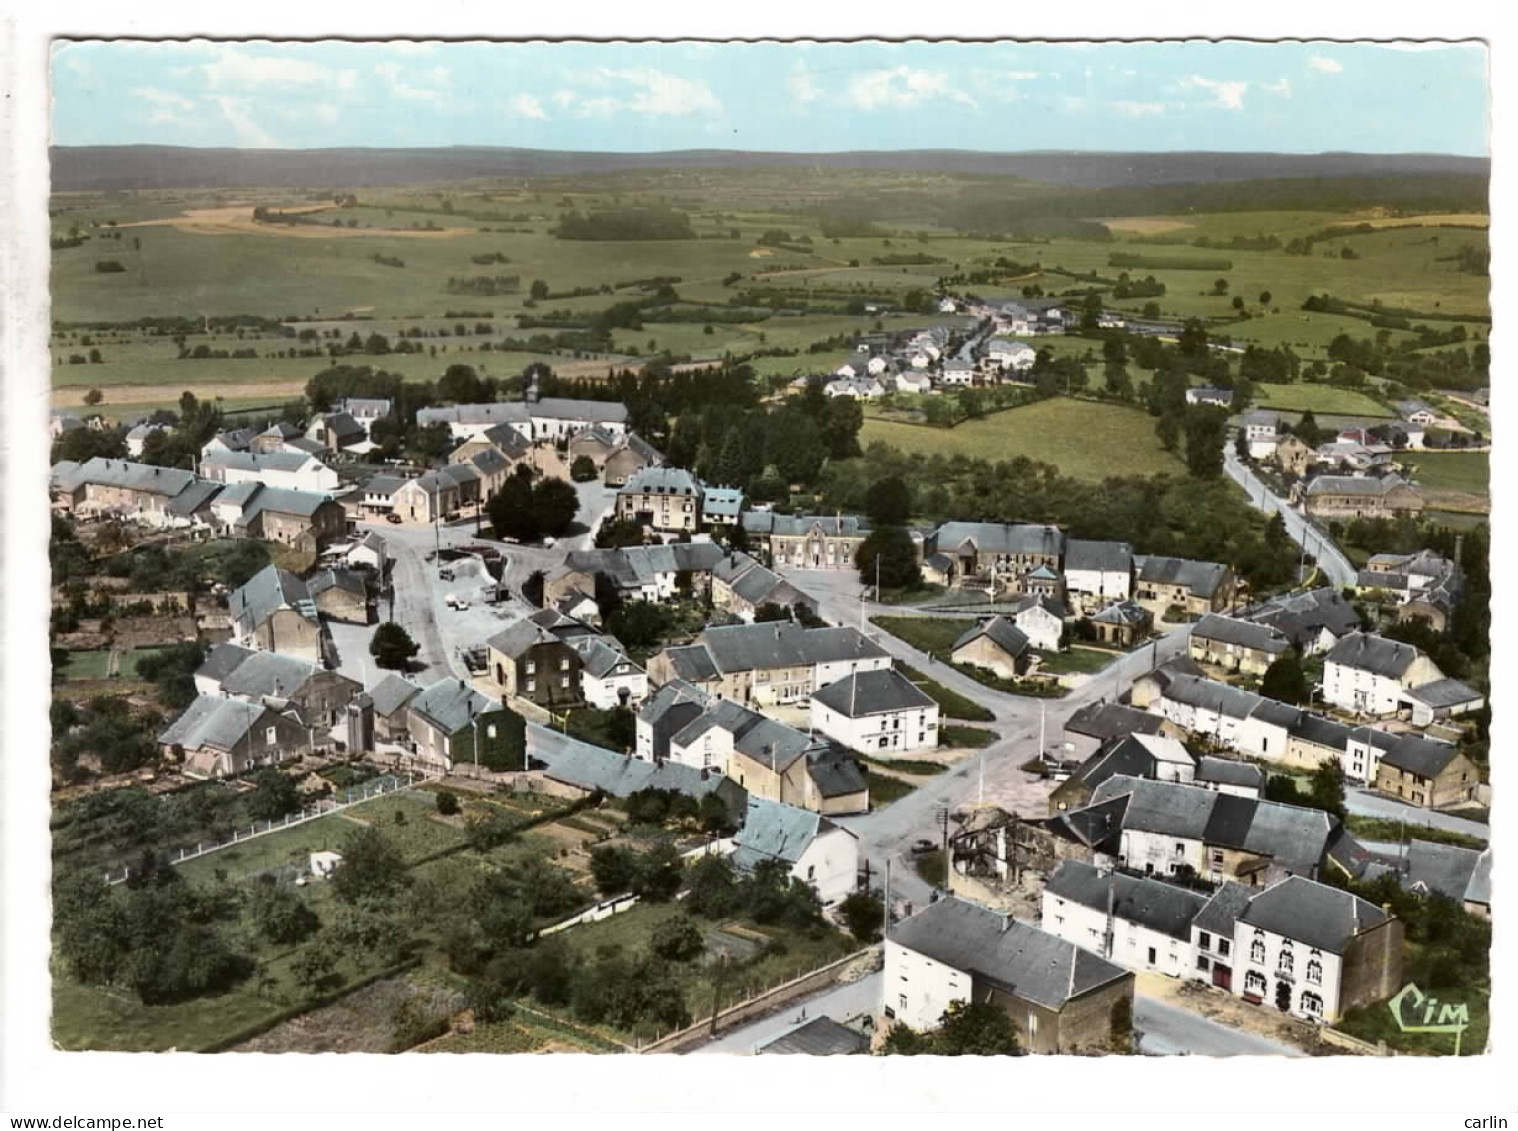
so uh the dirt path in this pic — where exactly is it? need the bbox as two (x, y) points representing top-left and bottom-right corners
(53, 380), (310, 407)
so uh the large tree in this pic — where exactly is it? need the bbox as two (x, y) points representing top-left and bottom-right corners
(1183, 406), (1229, 479)
(1260, 653), (1309, 705)
(865, 476), (912, 527)
(370, 622), (420, 670)
(855, 525), (922, 592)
(332, 826), (410, 906)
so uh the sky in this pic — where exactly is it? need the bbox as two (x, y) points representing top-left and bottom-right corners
(50, 39), (1491, 157)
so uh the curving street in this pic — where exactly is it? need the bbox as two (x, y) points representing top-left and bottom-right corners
(1223, 447), (1356, 589)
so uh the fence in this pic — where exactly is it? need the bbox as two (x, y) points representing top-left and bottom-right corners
(102, 768), (441, 885)
(535, 893), (640, 938)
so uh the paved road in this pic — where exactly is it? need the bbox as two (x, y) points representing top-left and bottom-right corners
(1134, 995), (1304, 1057)
(780, 566), (1193, 908)
(688, 972), (882, 1055)
(1223, 448), (1356, 588)
(1345, 787), (1489, 842)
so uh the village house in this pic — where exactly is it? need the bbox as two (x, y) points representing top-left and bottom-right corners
(201, 427), (257, 458)
(927, 521), (1065, 589)
(1400, 678), (1485, 728)
(1238, 587), (1362, 655)
(615, 466), (703, 533)
(159, 695), (312, 779)
(209, 482), (348, 553)
(1003, 594), (1068, 652)
(124, 421), (170, 457)
(1062, 539), (1133, 614)
(1304, 473), (1423, 520)
(486, 610), (587, 711)
(1370, 731), (1481, 809)
(1323, 632), (1446, 716)
(700, 486), (746, 531)
(740, 512), (871, 571)
(194, 643), (362, 731)
(754, 1017), (869, 1056)
(337, 397), (394, 436)
(949, 616), (1030, 678)
(724, 798), (861, 905)
(1274, 434), (1316, 477)
(392, 469), (463, 525)
(346, 530), (389, 574)
(404, 678), (500, 772)
(1189, 613), (1291, 677)
(52, 458), (210, 529)
(1194, 757), (1267, 799)
(1048, 733), (1198, 815)
(647, 622), (891, 709)
(1241, 410), (1281, 460)
(602, 432), (664, 487)
(247, 422), (312, 456)
(1133, 555), (1235, 617)
(824, 375), (886, 399)
(884, 897), (1134, 1054)
(1397, 399), (1440, 427)
(416, 394), (630, 445)
(227, 565), (327, 665)
(566, 425), (620, 469)
(809, 668), (940, 756)
(307, 568), (370, 625)
(634, 680), (710, 764)
(1061, 701), (1175, 763)
(1357, 549), (1462, 631)
(544, 541), (729, 608)
(368, 672), (422, 744)
(1186, 386), (1234, 408)
(449, 422), (532, 471)
(894, 371), (934, 395)
(305, 410), (369, 455)
(349, 474), (407, 521)
(1089, 600), (1153, 648)
(710, 553), (816, 622)
(199, 449), (340, 494)
(570, 635), (648, 711)
(531, 728), (747, 815)
(1042, 860), (1208, 980)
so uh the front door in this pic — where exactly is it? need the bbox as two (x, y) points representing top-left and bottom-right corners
(1274, 980), (1292, 1012)
(1212, 964), (1232, 991)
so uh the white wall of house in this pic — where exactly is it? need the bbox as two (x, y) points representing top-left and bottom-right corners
(1237, 713), (1294, 764)
(1014, 606), (1065, 652)
(883, 939), (973, 1031)
(812, 654), (893, 691)
(1064, 568), (1132, 604)
(810, 700), (939, 755)
(794, 826), (860, 905)
(1120, 828), (1206, 879)
(1041, 889), (1193, 979)
(668, 725), (735, 774)
(580, 667), (649, 711)
(215, 459), (338, 494)
(1233, 922), (1342, 1022)
(1324, 655), (1441, 715)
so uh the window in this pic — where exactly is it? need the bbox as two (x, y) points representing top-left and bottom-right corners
(807, 865), (815, 880)
(1199, 931), (1212, 951)
(879, 737), (889, 749)
(1197, 955), (1210, 972)
(265, 727), (278, 746)
(487, 724), (497, 739)
(560, 676), (569, 689)
(1054, 915), (1064, 926)
(1306, 959), (1322, 986)
(1174, 842), (1185, 856)
(1278, 948), (1294, 976)
(1245, 970), (1267, 996)
(1300, 991), (1323, 1018)
(526, 661), (536, 675)
(898, 994), (908, 1012)
(1250, 939), (1266, 965)
(526, 679), (536, 693)
(1218, 939), (1231, 957)
(560, 658), (570, 671)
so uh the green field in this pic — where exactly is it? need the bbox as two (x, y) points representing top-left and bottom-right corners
(1250, 383), (1395, 418)
(1035, 647), (1119, 675)
(896, 663), (995, 722)
(862, 397), (1183, 481)
(1405, 451), (1490, 497)
(59, 650), (112, 681)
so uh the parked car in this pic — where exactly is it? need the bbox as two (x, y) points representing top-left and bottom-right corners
(385, 513), (402, 524)
(910, 839), (936, 856)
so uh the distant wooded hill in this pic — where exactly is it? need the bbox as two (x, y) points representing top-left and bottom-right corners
(50, 144), (1488, 193)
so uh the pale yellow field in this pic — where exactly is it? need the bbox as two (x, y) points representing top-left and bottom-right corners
(1099, 216), (1197, 234)
(1345, 212), (1490, 229)
(118, 205), (475, 239)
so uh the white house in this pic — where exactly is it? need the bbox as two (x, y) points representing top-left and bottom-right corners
(1242, 411), (1281, 460)
(894, 371), (934, 394)
(1006, 594), (1067, 653)
(1322, 632), (1445, 716)
(726, 798), (860, 905)
(199, 450), (339, 494)
(939, 359), (976, 387)
(824, 375), (884, 399)
(1062, 539), (1133, 612)
(572, 636), (648, 711)
(808, 668), (939, 755)
(1041, 860), (1207, 980)
(124, 422), (170, 457)
(986, 338), (1036, 372)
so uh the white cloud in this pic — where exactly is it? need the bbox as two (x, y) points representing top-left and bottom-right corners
(1005, 70), (1039, 81)
(131, 86), (195, 110)
(554, 69), (722, 118)
(1309, 55), (1344, 74)
(1262, 78), (1292, 97)
(374, 61), (449, 103)
(510, 92), (548, 120)
(209, 96), (277, 147)
(194, 46), (355, 91)
(788, 61), (822, 106)
(848, 66), (977, 110)
(1112, 100), (1166, 117)
(1182, 75), (1249, 110)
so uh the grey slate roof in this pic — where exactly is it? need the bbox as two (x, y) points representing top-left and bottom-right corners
(360, 474), (407, 499)
(807, 746), (868, 799)
(1065, 702), (1165, 742)
(696, 622), (888, 675)
(1135, 555), (1230, 599)
(368, 673), (422, 718)
(1306, 473), (1415, 498)
(203, 450), (320, 475)
(812, 668), (936, 718)
(1289, 711), (1354, 750)
(219, 650), (321, 701)
(308, 568), (367, 598)
(62, 457), (197, 498)
(1066, 734), (1168, 792)
(1374, 732), (1462, 779)
(487, 616), (563, 660)
(662, 643), (722, 684)
(1402, 678), (1483, 710)
(951, 615), (1030, 658)
(1064, 539), (1133, 575)
(637, 679), (708, 727)
(231, 485), (337, 526)
(731, 797), (842, 869)
(228, 566), (318, 633)
(1045, 860), (1208, 941)
(197, 642), (257, 686)
(408, 678), (497, 735)
(1195, 756), (1265, 791)
(1326, 632), (1423, 679)
(755, 1016), (869, 1056)
(701, 486), (745, 520)
(158, 695), (271, 751)
(534, 726), (739, 802)
(1192, 614), (1290, 656)
(674, 700), (816, 772)
(1191, 881), (1256, 939)
(1238, 875), (1388, 954)
(741, 512), (870, 538)
(889, 897), (1129, 1011)
(1398, 840), (1484, 903)
(572, 635), (641, 680)
(620, 466), (702, 496)
(931, 521), (1065, 559)
(1464, 848), (1491, 906)
(1241, 587), (1362, 648)
(317, 411), (364, 439)
(419, 398), (628, 428)
(1162, 673), (1263, 721)
(164, 478), (224, 516)
(1092, 600), (1150, 627)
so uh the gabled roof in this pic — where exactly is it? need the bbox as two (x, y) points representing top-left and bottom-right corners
(1135, 555), (1230, 598)
(1161, 673), (1262, 721)
(1373, 732), (1463, 779)
(731, 797), (844, 869)
(360, 474), (408, 498)
(369, 672), (422, 717)
(701, 486), (746, 519)
(408, 678), (497, 736)
(1195, 756), (1265, 791)
(203, 449), (323, 475)
(316, 411), (364, 439)
(469, 446), (511, 476)
(308, 567), (368, 599)
(931, 521), (1065, 559)
(740, 512), (870, 538)
(220, 649), (324, 701)
(1240, 587), (1361, 647)
(1306, 474), (1416, 498)
(1066, 734), (1171, 793)
(61, 457), (197, 499)
(228, 566), (318, 632)
(1402, 678), (1483, 710)
(572, 635), (641, 681)
(158, 695), (273, 752)
(755, 1016), (869, 1056)
(1398, 840), (1485, 903)
(806, 746), (868, 799)
(951, 615), (1029, 658)
(695, 622), (888, 675)
(1192, 614), (1291, 656)
(1239, 875), (1389, 954)
(197, 641), (257, 686)
(1325, 632), (1424, 679)
(637, 679), (708, 726)
(812, 668), (935, 718)
(1065, 539), (1133, 574)
(164, 478), (224, 515)
(662, 643), (721, 684)
(1065, 701), (1165, 742)
(536, 727), (739, 802)
(1191, 881), (1255, 939)
(889, 898), (1129, 1011)
(1046, 859), (1207, 941)
(1091, 600), (1150, 627)
(487, 616), (565, 659)
(620, 466), (701, 496)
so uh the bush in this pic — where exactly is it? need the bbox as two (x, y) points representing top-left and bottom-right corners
(650, 915), (706, 962)
(570, 455), (598, 482)
(434, 790), (461, 816)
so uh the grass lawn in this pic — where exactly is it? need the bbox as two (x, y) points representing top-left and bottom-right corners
(60, 649), (112, 681)
(1250, 382), (1395, 418)
(913, 849), (947, 889)
(872, 616), (970, 657)
(895, 662), (995, 723)
(118, 647), (168, 679)
(860, 397), (1183, 482)
(876, 583), (947, 606)
(865, 768), (914, 808)
(938, 725), (999, 749)
(1035, 647), (1119, 675)
(1342, 815), (1486, 851)
(1405, 451), (1489, 498)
